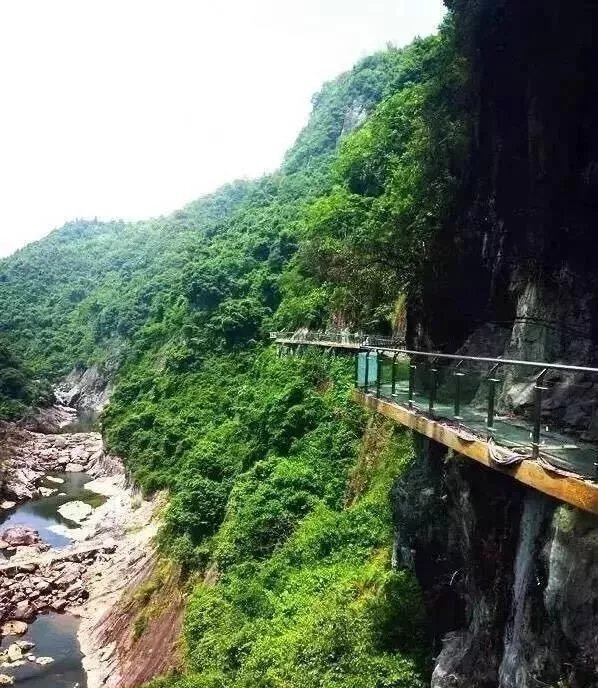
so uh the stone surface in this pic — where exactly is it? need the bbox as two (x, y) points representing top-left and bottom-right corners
(1, 621), (27, 636)
(0, 527), (40, 548)
(35, 656), (53, 665)
(38, 487), (57, 498)
(393, 439), (598, 688)
(6, 644), (22, 663)
(58, 501), (93, 524)
(65, 463), (85, 473)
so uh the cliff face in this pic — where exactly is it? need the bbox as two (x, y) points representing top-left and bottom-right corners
(418, 0), (598, 366)
(394, 438), (598, 688)
(398, 12), (598, 675)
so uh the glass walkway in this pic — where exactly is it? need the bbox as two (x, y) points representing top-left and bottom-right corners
(273, 332), (598, 485)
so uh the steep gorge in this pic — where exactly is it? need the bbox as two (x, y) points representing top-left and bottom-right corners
(0, 2), (597, 686)
(399, 1), (598, 686)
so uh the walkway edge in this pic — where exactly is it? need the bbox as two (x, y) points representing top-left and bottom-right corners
(353, 390), (598, 516)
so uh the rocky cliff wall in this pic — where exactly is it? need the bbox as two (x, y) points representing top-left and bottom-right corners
(393, 437), (598, 687)
(417, 0), (598, 368)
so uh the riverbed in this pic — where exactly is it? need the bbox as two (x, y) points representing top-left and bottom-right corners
(0, 464), (100, 687)
(0, 473), (106, 551)
(1, 613), (86, 687)
(0, 407), (163, 688)
(0, 420), (104, 687)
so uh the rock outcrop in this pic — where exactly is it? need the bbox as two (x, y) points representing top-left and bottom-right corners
(0, 421), (115, 503)
(393, 436), (598, 688)
(0, 527), (42, 549)
(0, 542), (116, 630)
(55, 366), (112, 415)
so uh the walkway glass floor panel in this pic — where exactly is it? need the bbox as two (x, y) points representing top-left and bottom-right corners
(363, 383), (598, 481)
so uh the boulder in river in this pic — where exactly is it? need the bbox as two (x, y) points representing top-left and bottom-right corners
(15, 641), (34, 652)
(12, 601), (36, 622)
(0, 527), (40, 548)
(50, 599), (68, 612)
(6, 643), (22, 663)
(0, 674), (14, 685)
(38, 487), (57, 498)
(45, 476), (64, 484)
(65, 463), (84, 473)
(1, 620), (27, 636)
(58, 500), (93, 524)
(35, 656), (53, 665)
(0, 502), (15, 511)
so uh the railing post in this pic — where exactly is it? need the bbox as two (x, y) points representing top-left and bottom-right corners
(532, 369), (548, 458)
(486, 363), (501, 439)
(364, 352), (370, 394)
(454, 360), (464, 420)
(376, 351), (382, 398)
(354, 351), (360, 388)
(408, 358), (416, 409)
(391, 352), (399, 397)
(428, 360), (438, 415)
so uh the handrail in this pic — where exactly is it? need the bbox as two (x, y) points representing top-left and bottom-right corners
(271, 331), (598, 375)
(358, 347), (598, 375)
(274, 329), (598, 481)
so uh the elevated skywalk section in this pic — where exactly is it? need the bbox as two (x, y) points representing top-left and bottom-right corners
(272, 331), (598, 515)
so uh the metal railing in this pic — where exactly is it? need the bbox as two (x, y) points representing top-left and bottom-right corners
(271, 330), (404, 349)
(355, 348), (598, 472)
(272, 330), (598, 474)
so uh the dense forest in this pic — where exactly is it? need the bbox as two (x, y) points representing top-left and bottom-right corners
(0, 12), (469, 688)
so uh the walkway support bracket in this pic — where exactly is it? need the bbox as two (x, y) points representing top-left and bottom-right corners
(429, 359), (438, 416)
(408, 358), (417, 409)
(486, 362), (502, 439)
(532, 369), (549, 459)
(391, 352), (400, 396)
(454, 360), (464, 421)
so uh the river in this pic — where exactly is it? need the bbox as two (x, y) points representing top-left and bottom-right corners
(0, 423), (106, 687)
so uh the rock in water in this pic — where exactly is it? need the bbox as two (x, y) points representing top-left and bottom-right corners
(6, 644), (22, 662)
(38, 486), (57, 498)
(65, 463), (85, 472)
(0, 674), (14, 685)
(58, 500), (93, 524)
(1, 621), (28, 636)
(0, 526), (40, 547)
(45, 476), (64, 484)
(0, 502), (15, 511)
(35, 656), (53, 665)
(15, 641), (34, 652)
(12, 601), (35, 622)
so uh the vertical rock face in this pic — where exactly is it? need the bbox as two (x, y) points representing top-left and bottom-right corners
(418, 0), (598, 364)
(397, 1), (598, 683)
(393, 438), (598, 687)
(55, 366), (113, 415)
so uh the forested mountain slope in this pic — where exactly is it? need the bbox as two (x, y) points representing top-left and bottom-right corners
(4, 0), (596, 684)
(0, 25), (466, 686)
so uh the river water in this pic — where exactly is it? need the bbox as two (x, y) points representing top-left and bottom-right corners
(0, 460), (104, 686)
(1, 614), (86, 687)
(0, 473), (105, 550)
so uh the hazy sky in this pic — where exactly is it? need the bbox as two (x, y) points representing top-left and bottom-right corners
(0, 0), (445, 258)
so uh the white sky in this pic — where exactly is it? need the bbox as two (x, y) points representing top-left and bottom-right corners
(0, 0), (445, 258)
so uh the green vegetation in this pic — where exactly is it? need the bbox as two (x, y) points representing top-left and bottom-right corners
(0, 340), (51, 419)
(0, 15), (468, 686)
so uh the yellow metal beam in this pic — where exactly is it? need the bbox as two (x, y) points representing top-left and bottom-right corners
(353, 390), (598, 516)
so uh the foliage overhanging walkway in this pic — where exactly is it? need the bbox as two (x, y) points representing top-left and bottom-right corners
(273, 331), (598, 515)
